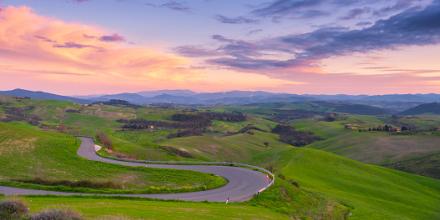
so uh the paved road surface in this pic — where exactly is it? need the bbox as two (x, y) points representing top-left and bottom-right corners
(0, 137), (271, 202)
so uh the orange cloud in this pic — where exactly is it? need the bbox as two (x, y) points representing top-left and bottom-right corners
(0, 7), (193, 88)
(0, 6), (299, 95)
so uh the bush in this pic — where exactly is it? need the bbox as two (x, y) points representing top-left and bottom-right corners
(30, 209), (82, 220)
(0, 200), (28, 220)
(96, 132), (113, 150)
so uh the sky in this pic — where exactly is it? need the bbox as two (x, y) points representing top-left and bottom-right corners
(0, 0), (439, 95)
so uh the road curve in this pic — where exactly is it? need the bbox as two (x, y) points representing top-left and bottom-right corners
(0, 137), (272, 202)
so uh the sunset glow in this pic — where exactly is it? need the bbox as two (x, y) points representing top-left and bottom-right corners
(1, 0), (439, 95)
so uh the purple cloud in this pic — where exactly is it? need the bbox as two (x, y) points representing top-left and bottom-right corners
(53, 42), (94, 49)
(99, 34), (125, 42)
(146, 1), (191, 12)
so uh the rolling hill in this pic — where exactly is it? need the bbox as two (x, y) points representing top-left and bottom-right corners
(400, 103), (440, 115)
(1, 96), (440, 219)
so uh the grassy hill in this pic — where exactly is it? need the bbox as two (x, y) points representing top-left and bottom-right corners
(159, 129), (440, 219)
(288, 115), (440, 178)
(0, 122), (226, 194)
(3, 146), (439, 219)
(252, 148), (440, 220)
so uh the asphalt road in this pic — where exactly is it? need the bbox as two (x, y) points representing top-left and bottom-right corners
(0, 137), (272, 202)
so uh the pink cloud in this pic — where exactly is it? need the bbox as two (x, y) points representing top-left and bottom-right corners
(0, 5), (438, 95)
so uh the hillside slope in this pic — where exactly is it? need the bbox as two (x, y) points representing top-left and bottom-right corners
(0, 122), (225, 194)
(252, 148), (440, 220)
(401, 103), (440, 115)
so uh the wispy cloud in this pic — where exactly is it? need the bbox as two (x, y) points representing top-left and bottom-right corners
(53, 41), (96, 49)
(247, 29), (263, 36)
(250, 0), (427, 22)
(215, 15), (259, 24)
(146, 0), (191, 12)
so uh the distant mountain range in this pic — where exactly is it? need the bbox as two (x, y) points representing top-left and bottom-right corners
(88, 90), (309, 105)
(1, 89), (440, 114)
(0, 89), (90, 104)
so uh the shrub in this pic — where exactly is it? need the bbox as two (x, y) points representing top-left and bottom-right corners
(30, 209), (82, 220)
(0, 200), (28, 220)
(96, 132), (113, 150)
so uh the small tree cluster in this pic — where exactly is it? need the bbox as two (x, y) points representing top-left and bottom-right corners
(272, 124), (320, 147)
(367, 124), (399, 132)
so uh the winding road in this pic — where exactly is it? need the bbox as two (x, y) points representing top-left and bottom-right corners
(0, 137), (273, 202)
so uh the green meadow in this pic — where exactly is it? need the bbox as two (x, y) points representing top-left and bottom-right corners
(0, 122), (226, 194)
(1, 96), (440, 219)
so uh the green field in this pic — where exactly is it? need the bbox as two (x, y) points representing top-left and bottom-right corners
(3, 196), (290, 220)
(1, 96), (440, 219)
(0, 122), (226, 194)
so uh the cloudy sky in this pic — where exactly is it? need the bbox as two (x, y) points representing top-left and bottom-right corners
(0, 0), (439, 95)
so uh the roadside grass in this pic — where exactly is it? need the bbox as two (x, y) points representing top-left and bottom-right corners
(9, 196), (290, 220)
(250, 179), (349, 219)
(0, 122), (226, 194)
